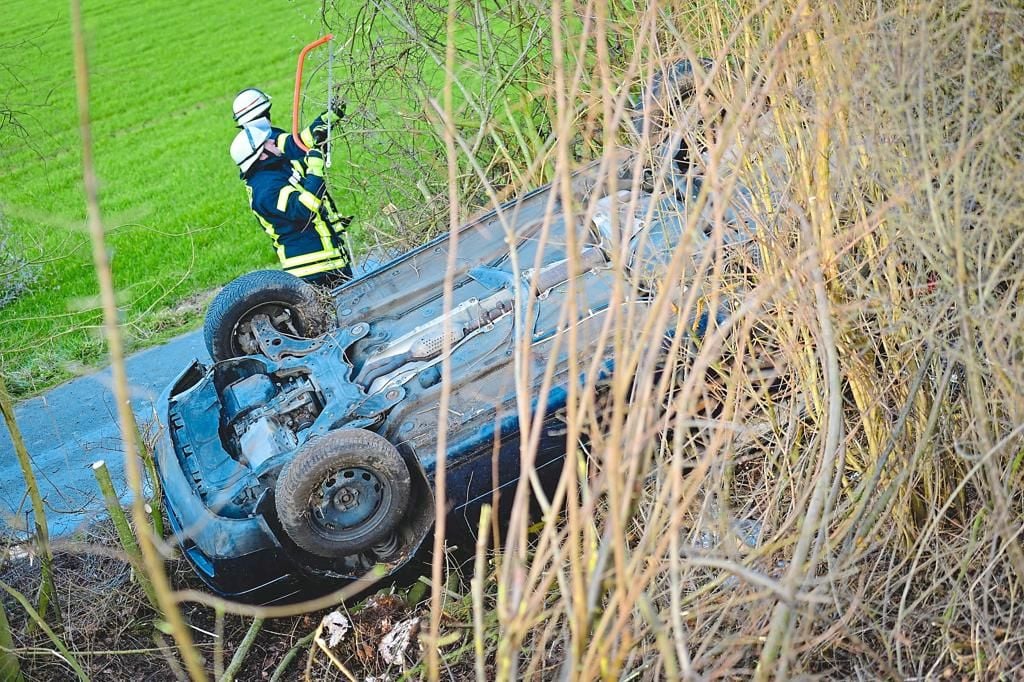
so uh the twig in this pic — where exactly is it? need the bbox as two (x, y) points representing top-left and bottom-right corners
(269, 630), (316, 682)
(472, 504), (492, 682)
(0, 598), (24, 682)
(218, 617), (264, 682)
(313, 621), (358, 682)
(0, 581), (87, 681)
(0, 374), (59, 626)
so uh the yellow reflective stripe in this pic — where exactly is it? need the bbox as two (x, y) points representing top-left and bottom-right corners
(298, 191), (321, 212)
(277, 186), (297, 212)
(253, 211), (283, 247)
(309, 212), (331, 238)
(321, 190), (339, 216)
(300, 127), (315, 148)
(276, 133), (290, 149)
(285, 255), (349, 278)
(309, 214), (335, 252)
(290, 160), (303, 174)
(280, 247), (342, 268)
(252, 211), (291, 264)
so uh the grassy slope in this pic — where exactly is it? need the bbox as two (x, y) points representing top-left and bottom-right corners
(0, 0), (367, 395)
(0, 0), (524, 398)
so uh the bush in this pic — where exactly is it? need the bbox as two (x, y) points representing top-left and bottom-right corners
(0, 227), (38, 310)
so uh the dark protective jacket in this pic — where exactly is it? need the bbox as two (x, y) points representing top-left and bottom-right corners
(268, 113), (350, 248)
(242, 152), (349, 281)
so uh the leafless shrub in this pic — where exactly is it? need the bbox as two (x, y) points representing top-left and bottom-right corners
(0, 228), (39, 310)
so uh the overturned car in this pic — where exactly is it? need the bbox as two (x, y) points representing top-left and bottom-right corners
(156, 63), (759, 602)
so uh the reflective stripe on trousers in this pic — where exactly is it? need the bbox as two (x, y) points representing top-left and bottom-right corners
(284, 254), (349, 278)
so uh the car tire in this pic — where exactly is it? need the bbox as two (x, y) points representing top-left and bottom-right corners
(275, 429), (411, 559)
(631, 58), (715, 173)
(204, 270), (332, 362)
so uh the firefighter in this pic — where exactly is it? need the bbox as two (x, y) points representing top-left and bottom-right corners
(232, 87), (353, 259)
(230, 123), (351, 286)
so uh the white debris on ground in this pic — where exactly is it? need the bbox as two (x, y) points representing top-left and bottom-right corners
(322, 610), (351, 648)
(694, 518), (763, 550)
(1, 543), (32, 565)
(691, 517), (768, 587)
(378, 616), (420, 666)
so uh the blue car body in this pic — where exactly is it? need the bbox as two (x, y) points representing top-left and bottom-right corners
(156, 104), (753, 602)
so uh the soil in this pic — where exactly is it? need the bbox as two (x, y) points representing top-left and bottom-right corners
(0, 520), (453, 681)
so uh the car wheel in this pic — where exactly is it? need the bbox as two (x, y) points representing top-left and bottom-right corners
(631, 58), (716, 173)
(275, 429), (411, 559)
(204, 270), (332, 362)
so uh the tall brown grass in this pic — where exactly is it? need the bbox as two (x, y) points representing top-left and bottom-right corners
(330, 0), (1024, 678)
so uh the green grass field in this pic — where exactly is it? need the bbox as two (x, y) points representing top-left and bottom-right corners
(0, 0), (381, 396)
(0, 0), (554, 397)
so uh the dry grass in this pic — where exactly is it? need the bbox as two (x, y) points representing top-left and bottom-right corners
(334, 0), (1024, 678)
(3, 0), (1024, 679)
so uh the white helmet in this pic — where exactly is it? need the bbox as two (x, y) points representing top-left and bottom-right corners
(233, 87), (271, 127)
(230, 124), (272, 173)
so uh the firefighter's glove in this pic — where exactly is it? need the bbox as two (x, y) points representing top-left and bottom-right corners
(329, 96), (347, 121)
(310, 118), (329, 147)
(305, 149), (326, 177)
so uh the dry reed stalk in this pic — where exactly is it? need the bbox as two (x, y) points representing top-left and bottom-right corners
(91, 460), (158, 609)
(423, 0), (464, 677)
(68, 0), (205, 678)
(0, 375), (59, 628)
(338, 0), (1024, 678)
(0, 598), (23, 682)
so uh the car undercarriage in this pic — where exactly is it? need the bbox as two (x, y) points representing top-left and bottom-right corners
(157, 61), (761, 602)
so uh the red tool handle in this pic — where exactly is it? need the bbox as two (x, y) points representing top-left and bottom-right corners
(292, 34), (334, 151)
